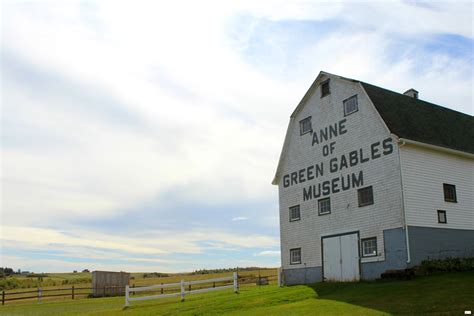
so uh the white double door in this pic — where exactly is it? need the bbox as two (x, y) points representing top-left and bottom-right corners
(322, 233), (360, 282)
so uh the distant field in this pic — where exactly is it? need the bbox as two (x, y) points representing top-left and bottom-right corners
(1, 271), (473, 315)
(1, 268), (277, 289)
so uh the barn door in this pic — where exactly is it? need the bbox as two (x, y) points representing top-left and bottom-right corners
(323, 233), (360, 282)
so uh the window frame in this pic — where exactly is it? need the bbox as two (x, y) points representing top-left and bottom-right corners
(437, 210), (447, 224)
(361, 237), (377, 258)
(343, 95), (359, 116)
(299, 116), (312, 135)
(358, 186), (374, 207)
(318, 197), (331, 216)
(443, 183), (457, 203)
(290, 248), (302, 265)
(289, 205), (301, 222)
(320, 79), (330, 98)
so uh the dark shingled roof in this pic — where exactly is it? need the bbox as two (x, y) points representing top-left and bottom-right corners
(361, 82), (474, 154)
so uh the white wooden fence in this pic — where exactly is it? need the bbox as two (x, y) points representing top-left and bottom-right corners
(125, 272), (238, 307)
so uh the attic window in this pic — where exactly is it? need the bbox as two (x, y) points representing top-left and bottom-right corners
(443, 184), (457, 202)
(344, 95), (358, 116)
(299, 117), (312, 135)
(321, 80), (330, 97)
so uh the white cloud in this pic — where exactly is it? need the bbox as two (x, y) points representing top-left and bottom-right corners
(255, 250), (281, 257)
(1, 225), (278, 256)
(232, 216), (249, 221)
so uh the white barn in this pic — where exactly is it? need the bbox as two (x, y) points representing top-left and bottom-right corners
(273, 71), (474, 284)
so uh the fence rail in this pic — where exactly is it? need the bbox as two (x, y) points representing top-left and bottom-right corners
(1, 273), (278, 306)
(1, 285), (122, 305)
(125, 273), (238, 307)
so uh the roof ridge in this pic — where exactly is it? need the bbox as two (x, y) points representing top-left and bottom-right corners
(360, 81), (473, 118)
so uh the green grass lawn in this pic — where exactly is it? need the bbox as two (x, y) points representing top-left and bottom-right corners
(1, 271), (473, 315)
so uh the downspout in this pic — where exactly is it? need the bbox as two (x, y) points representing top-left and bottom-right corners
(397, 137), (411, 264)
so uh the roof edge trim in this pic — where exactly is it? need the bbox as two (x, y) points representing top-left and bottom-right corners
(399, 138), (474, 159)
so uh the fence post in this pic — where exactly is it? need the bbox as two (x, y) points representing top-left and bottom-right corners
(161, 283), (163, 294)
(188, 284), (191, 292)
(38, 287), (42, 303)
(180, 280), (185, 302)
(2, 290), (4, 305)
(233, 272), (238, 293)
(213, 282), (215, 288)
(72, 285), (75, 300)
(124, 285), (130, 307)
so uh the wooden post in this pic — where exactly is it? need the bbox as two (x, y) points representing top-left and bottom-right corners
(233, 272), (238, 293)
(132, 284), (135, 296)
(161, 283), (163, 294)
(2, 290), (5, 305)
(38, 287), (42, 303)
(213, 282), (215, 288)
(180, 280), (185, 302)
(188, 284), (191, 291)
(124, 285), (129, 307)
(72, 285), (75, 300)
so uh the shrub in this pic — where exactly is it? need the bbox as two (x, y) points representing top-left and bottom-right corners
(0, 278), (21, 290)
(420, 257), (474, 274)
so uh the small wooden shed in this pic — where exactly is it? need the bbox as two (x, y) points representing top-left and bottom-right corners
(92, 271), (130, 297)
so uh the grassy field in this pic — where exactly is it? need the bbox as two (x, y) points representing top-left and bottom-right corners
(1, 271), (472, 315)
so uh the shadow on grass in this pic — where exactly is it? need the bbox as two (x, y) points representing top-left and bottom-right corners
(304, 271), (474, 315)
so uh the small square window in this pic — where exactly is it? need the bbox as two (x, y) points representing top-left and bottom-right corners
(321, 80), (330, 97)
(438, 210), (447, 223)
(290, 248), (301, 264)
(443, 184), (457, 202)
(361, 237), (377, 257)
(318, 198), (331, 215)
(358, 186), (374, 207)
(299, 117), (312, 135)
(343, 95), (358, 116)
(289, 205), (300, 222)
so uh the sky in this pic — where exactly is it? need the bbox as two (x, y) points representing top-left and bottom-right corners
(1, 0), (473, 273)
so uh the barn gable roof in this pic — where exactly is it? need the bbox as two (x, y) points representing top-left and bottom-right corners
(360, 82), (474, 154)
(272, 71), (474, 185)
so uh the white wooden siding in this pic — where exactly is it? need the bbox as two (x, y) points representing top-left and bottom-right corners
(400, 144), (474, 230)
(278, 75), (404, 270)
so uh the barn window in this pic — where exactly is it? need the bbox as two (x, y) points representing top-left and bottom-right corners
(443, 184), (457, 202)
(343, 95), (358, 116)
(358, 186), (374, 207)
(321, 79), (330, 97)
(289, 205), (301, 222)
(361, 237), (377, 257)
(290, 248), (301, 264)
(299, 117), (312, 135)
(437, 210), (447, 223)
(318, 198), (331, 215)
